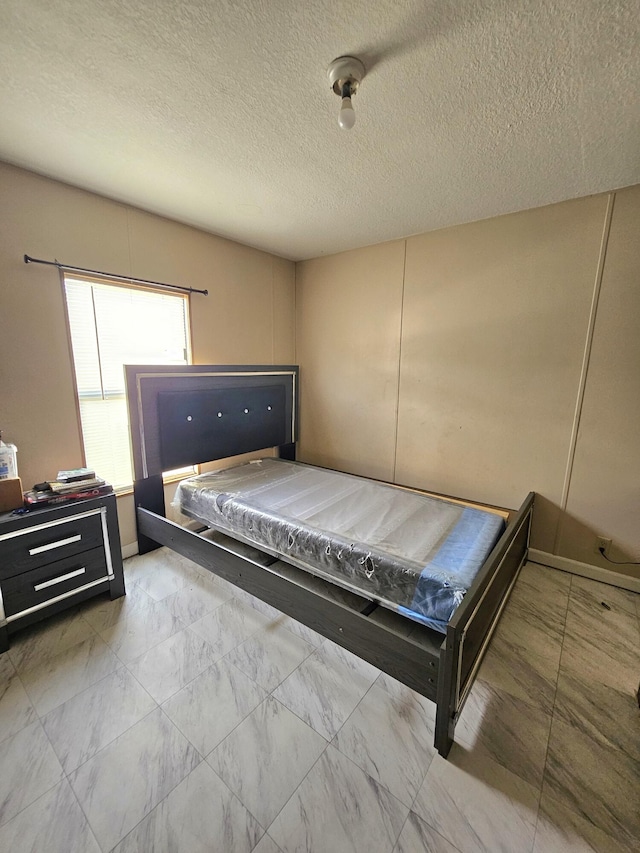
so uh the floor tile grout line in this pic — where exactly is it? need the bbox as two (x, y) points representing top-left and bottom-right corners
(0, 696), (37, 746)
(536, 765), (638, 853)
(259, 691), (329, 747)
(154, 701), (207, 762)
(205, 691), (273, 759)
(64, 705), (203, 851)
(159, 659), (267, 762)
(217, 764), (286, 848)
(323, 670), (441, 823)
(64, 770), (103, 852)
(312, 732), (445, 853)
(453, 689), (552, 793)
(415, 728), (543, 852)
(327, 730), (412, 817)
(183, 594), (277, 656)
(7, 611), (99, 677)
(121, 588), (312, 714)
(199, 759), (273, 845)
(252, 737), (333, 838)
(197, 683), (331, 842)
(14, 633), (122, 722)
(0, 777), (75, 835)
(43, 671), (160, 777)
(536, 575), (640, 846)
(325, 672), (420, 800)
(393, 809), (467, 853)
(552, 800), (634, 853)
(35, 659), (129, 722)
(96, 753), (210, 852)
(220, 600), (326, 700)
(221, 634), (316, 695)
(531, 572), (574, 848)
(1, 641), (94, 749)
(203, 669), (380, 841)
(11, 573), (176, 765)
(0, 724), (66, 832)
(342, 755), (412, 852)
(255, 833), (284, 853)
(96, 602), (191, 666)
(390, 799), (413, 852)
(269, 637), (381, 738)
(62, 705), (161, 782)
(329, 670), (380, 737)
(126, 651), (213, 705)
(1, 674), (82, 830)
(12, 666), (39, 726)
(401, 761), (449, 851)
(463, 564), (569, 850)
(121, 624), (224, 705)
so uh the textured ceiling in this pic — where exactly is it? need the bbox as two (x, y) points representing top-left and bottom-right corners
(0, 1), (638, 260)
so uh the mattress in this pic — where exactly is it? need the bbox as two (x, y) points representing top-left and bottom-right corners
(174, 458), (505, 632)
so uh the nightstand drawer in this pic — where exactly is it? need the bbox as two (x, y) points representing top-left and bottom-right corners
(2, 546), (109, 619)
(0, 509), (105, 579)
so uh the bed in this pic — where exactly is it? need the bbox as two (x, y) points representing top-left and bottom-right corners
(125, 364), (534, 757)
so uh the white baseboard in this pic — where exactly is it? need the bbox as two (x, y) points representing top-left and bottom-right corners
(121, 542), (139, 560)
(528, 548), (640, 594)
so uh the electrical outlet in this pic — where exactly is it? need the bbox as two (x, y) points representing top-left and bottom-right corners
(596, 536), (612, 556)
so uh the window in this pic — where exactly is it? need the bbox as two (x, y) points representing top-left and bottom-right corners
(63, 276), (191, 491)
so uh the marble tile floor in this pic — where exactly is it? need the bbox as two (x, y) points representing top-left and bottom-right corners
(0, 548), (638, 852)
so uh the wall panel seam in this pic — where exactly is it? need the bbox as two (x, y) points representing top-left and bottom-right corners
(271, 256), (276, 363)
(293, 261), (297, 363)
(125, 207), (133, 277)
(392, 240), (408, 483)
(553, 192), (616, 551)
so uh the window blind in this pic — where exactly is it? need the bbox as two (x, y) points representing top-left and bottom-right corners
(64, 277), (191, 490)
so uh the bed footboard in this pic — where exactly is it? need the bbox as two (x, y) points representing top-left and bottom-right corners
(434, 491), (535, 756)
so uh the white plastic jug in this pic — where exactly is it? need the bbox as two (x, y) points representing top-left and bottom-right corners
(0, 432), (18, 480)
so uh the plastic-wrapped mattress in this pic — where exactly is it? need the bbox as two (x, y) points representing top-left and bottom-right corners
(174, 458), (505, 632)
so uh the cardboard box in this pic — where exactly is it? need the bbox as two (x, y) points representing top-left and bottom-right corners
(0, 477), (23, 512)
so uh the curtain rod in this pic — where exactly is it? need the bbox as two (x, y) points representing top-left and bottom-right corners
(23, 254), (208, 296)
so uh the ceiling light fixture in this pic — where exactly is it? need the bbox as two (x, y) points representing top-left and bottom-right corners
(327, 56), (366, 130)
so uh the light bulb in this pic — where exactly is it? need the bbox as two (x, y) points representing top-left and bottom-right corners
(338, 96), (355, 130)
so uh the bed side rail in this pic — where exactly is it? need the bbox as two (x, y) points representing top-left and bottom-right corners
(136, 507), (443, 695)
(435, 491), (535, 756)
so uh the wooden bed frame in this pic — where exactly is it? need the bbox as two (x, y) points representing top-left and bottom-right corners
(125, 364), (534, 757)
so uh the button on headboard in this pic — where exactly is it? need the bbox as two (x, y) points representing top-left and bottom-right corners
(125, 365), (298, 479)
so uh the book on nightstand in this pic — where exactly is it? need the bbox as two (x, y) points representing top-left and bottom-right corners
(48, 477), (105, 494)
(23, 483), (113, 508)
(56, 467), (96, 483)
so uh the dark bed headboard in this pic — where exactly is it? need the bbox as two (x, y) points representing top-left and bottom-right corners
(125, 364), (299, 480)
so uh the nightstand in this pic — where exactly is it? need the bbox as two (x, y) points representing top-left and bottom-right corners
(0, 492), (125, 652)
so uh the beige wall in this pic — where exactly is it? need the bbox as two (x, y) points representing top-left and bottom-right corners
(295, 241), (405, 482)
(0, 163), (295, 548)
(3, 159), (638, 577)
(296, 188), (640, 579)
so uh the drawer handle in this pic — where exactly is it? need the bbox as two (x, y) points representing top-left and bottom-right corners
(28, 534), (82, 555)
(34, 567), (86, 591)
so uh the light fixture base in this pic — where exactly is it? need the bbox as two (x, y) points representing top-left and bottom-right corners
(327, 56), (366, 96)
